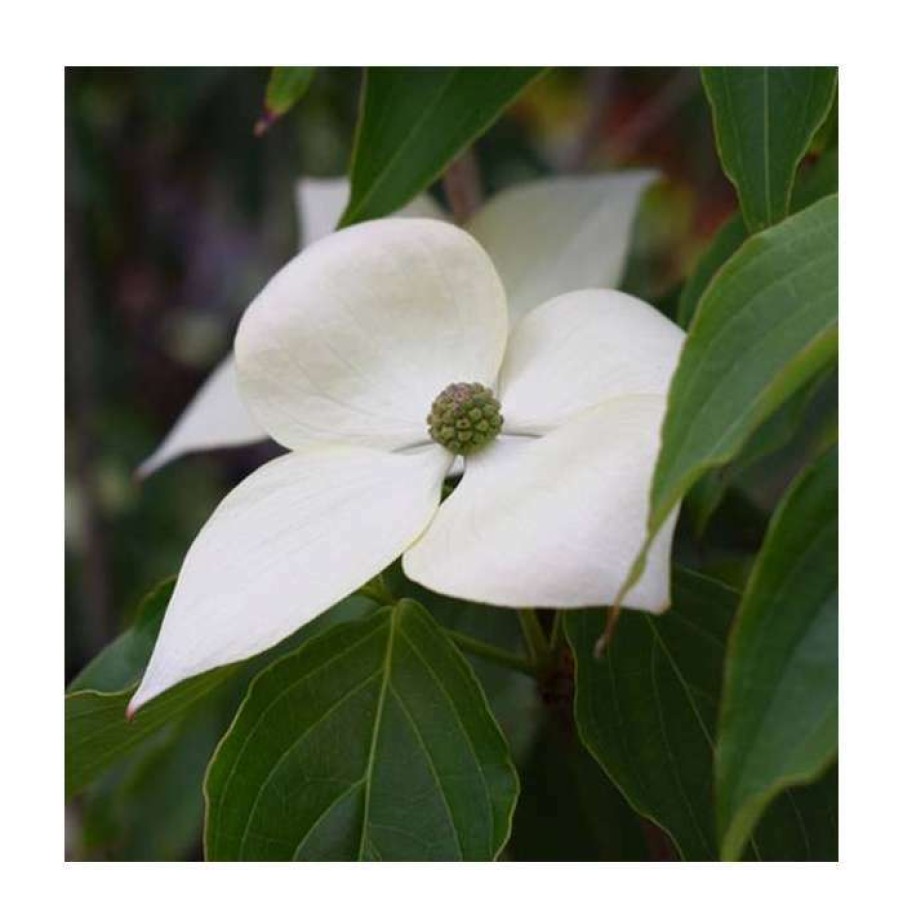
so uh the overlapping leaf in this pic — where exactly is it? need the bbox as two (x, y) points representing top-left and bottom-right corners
(386, 563), (541, 764)
(66, 580), (376, 796)
(508, 719), (649, 861)
(716, 446), (838, 860)
(567, 569), (734, 859)
(702, 67), (837, 231)
(340, 67), (543, 225)
(649, 195), (838, 548)
(79, 702), (225, 860)
(567, 568), (837, 860)
(204, 600), (518, 861)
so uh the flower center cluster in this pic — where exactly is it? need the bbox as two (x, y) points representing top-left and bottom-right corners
(427, 382), (503, 455)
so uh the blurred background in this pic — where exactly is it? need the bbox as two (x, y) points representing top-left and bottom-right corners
(65, 67), (764, 858)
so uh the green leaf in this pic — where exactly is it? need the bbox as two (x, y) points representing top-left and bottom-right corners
(567, 568), (835, 861)
(566, 568), (735, 860)
(685, 367), (835, 540)
(68, 577), (174, 693)
(747, 764), (837, 861)
(716, 446), (838, 860)
(67, 667), (234, 799)
(649, 195), (838, 542)
(340, 67), (543, 226)
(255, 67), (316, 134)
(66, 582), (377, 797)
(79, 701), (225, 860)
(677, 213), (746, 328)
(508, 718), (649, 861)
(701, 67), (837, 231)
(384, 562), (541, 764)
(204, 600), (518, 861)
(679, 144), (839, 332)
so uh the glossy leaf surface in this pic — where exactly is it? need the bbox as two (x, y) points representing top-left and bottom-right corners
(702, 67), (837, 231)
(205, 600), (518, 860)
(650, 195), (838, 541)
(716, 447), (838, 860)
(66, 582), (376, 796)
(341, 67), (542, 225)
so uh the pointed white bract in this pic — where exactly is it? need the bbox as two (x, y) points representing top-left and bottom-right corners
(466, 171), (657, 323)
(132, 207), (684, 712)
(138, 172), (654, 475)
(129, 443), (451, 713)
(135, 357), (267, 478)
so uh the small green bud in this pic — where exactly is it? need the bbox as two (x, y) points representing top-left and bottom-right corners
(427, 382), (503, 455)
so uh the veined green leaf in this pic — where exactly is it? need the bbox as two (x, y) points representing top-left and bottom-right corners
(567, 568), (837, 861)
(66, 581), (377, 797)
(79, 701), (225, 860)
(204, 600), (518, 861)
(567, 569), (735, 860)
(685, 367), (836, 540)
(385, 562), (541, 764)
(650, 195), (838, 543)
(702, 67), (837, 232)
(716, 446), (838, 860)
(67, 672), (231, 799)
(746, 765), (837, 861)
(340, 67), (543, 226)
(678, 143), (839, 332)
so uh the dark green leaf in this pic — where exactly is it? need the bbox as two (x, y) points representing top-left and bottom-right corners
(205, 600), (518, 861)
(508, 718), (649, 861)
(702, 67), (837, 231)
(685, 368), (835, 540)
(567, 568), (835, 861)
(649, 195), (838, 543)
(67, 668), (234, 798)
(385, 562), (541, 764)
(566, 568), (735, 860)
(66, 584), (377, 796)
(79, 701), (225, 860)
(679, 144), (838, 332)
(716, 447), (838, 860)
(747, 764), (837, 861)
(255, 67), (316, 134)
(340, 67), (543, 226)
(68, 577), (173, 694)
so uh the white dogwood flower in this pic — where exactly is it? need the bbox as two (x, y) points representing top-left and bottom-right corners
(130, 216), (684, 712)
(137, 172), (656, 476)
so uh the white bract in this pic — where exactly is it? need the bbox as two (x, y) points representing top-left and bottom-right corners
(137, 172), (657, 476)
(129, 213), (684, 713)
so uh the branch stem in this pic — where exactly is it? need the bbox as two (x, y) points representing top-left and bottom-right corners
(441, 148), (483, 223)
(549, 610), (564, 652)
